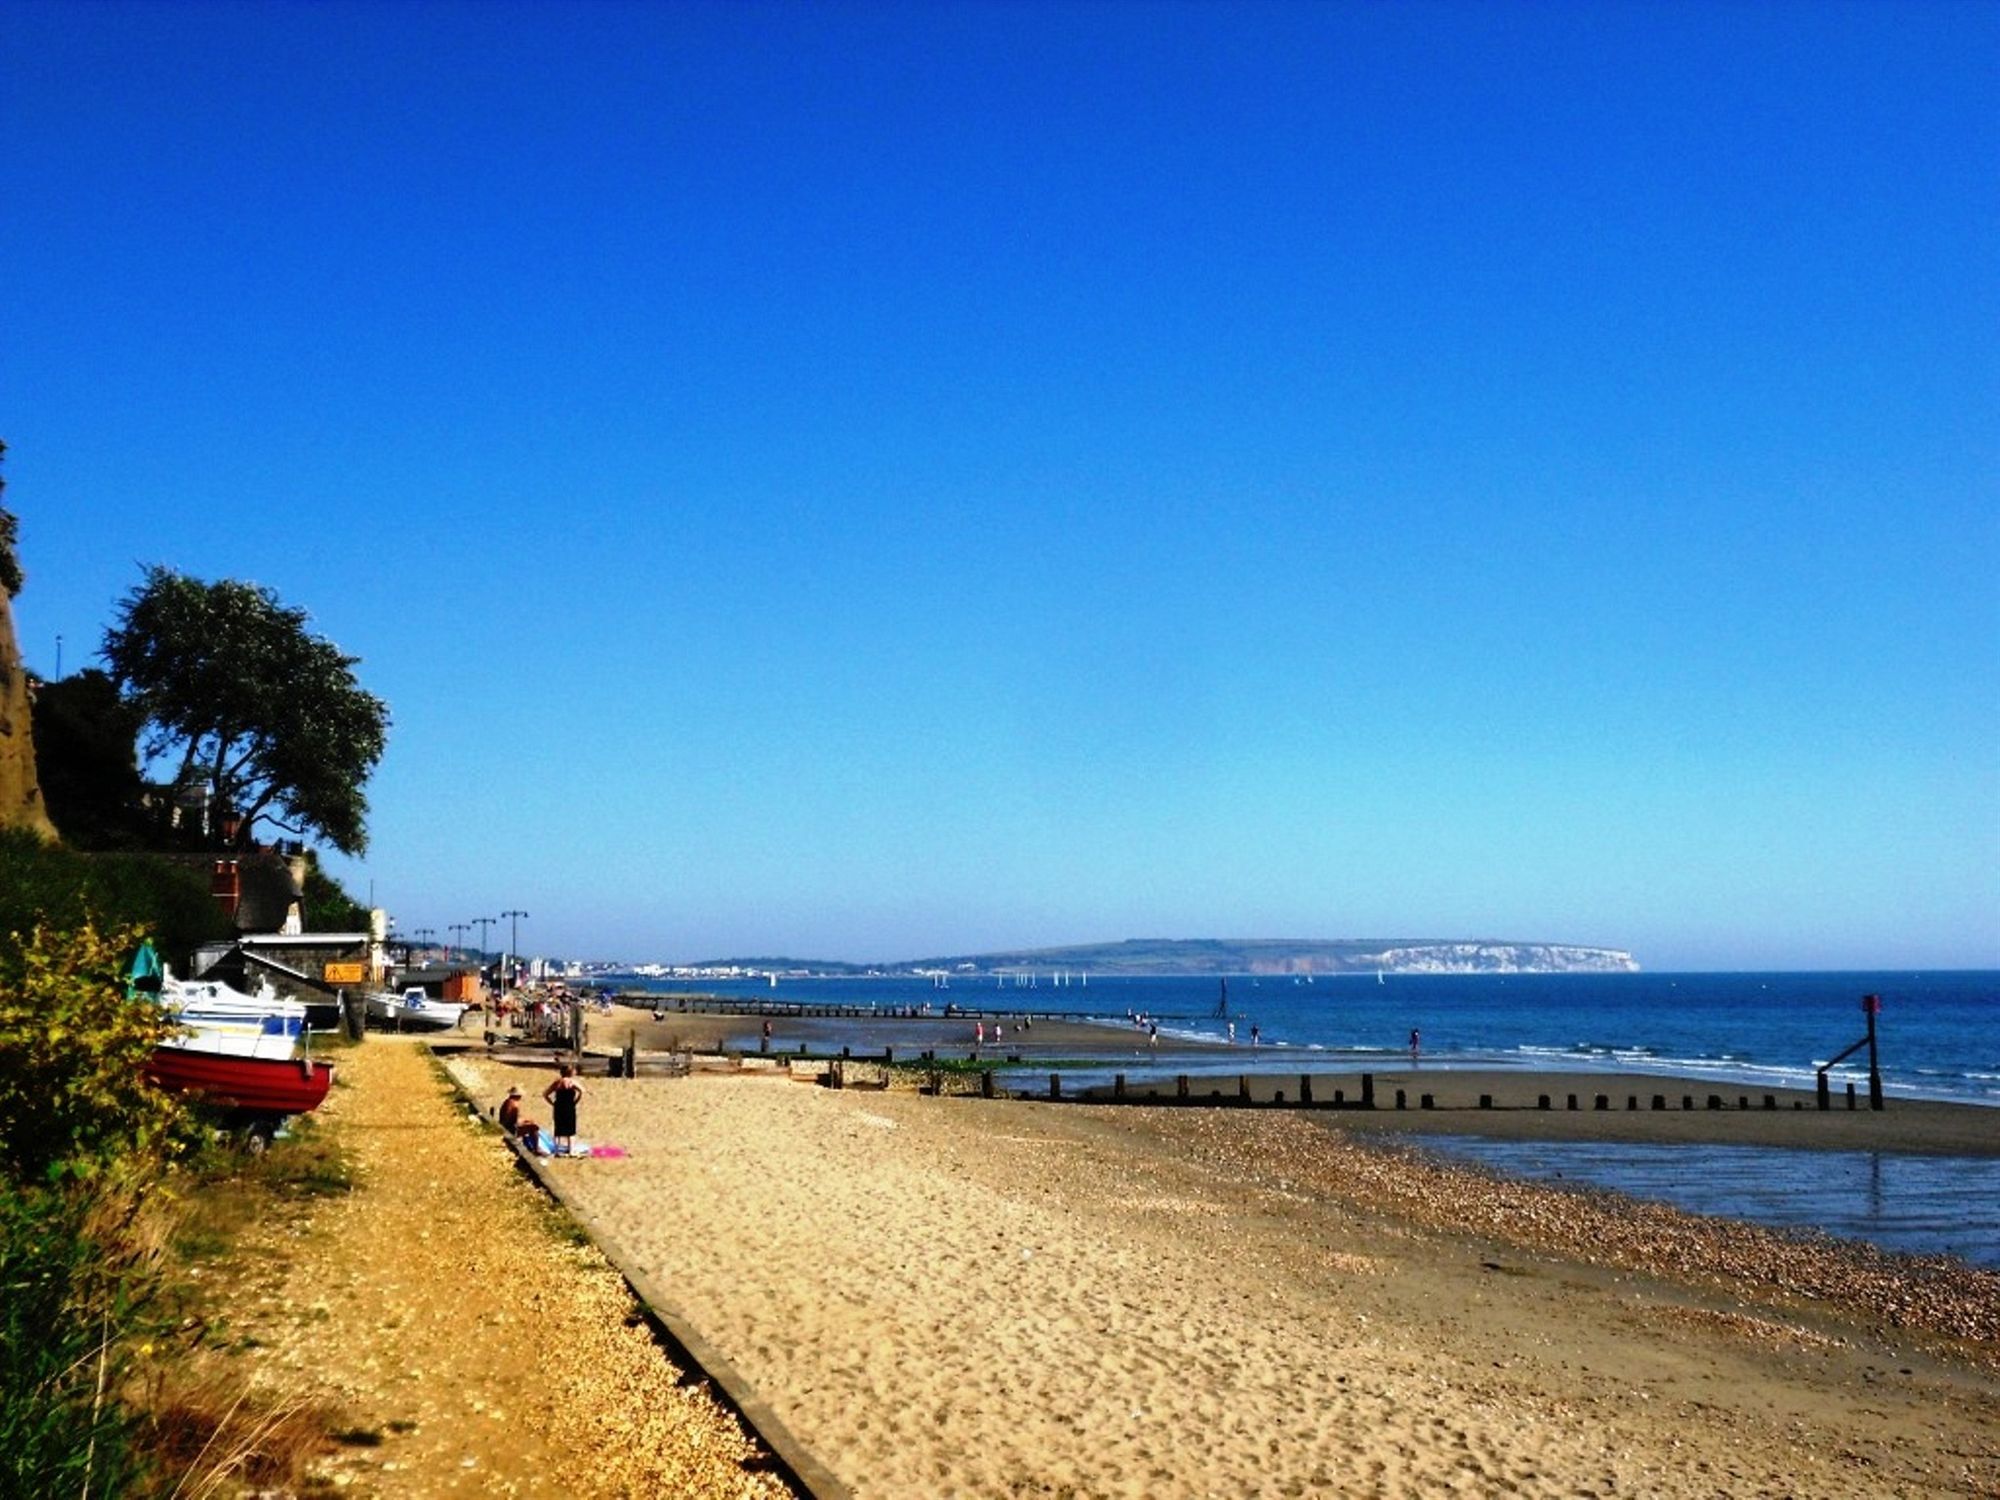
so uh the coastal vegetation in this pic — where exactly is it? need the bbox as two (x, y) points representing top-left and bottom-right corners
(0, 483), (382, 1490)
(102, 566), (390, 857)
(0, 829), (233, 959)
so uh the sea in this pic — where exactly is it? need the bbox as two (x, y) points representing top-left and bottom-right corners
(612, 969), (2000, 1267)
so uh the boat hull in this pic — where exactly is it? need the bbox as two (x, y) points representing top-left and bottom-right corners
(365, 990), (468, 1031)
(144, 1048), (334, 1116)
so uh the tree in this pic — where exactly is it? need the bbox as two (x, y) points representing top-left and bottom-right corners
(102, 567), (389, 857)
(31, 668), (152, 848)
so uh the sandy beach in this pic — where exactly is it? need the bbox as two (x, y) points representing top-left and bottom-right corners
(452, 1044), (2000, 1498)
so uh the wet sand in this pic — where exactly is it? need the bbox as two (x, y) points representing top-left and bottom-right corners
(603, 1004), (1999, 1156)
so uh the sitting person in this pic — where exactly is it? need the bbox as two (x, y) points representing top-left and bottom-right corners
(498, 1086), (524, 1134)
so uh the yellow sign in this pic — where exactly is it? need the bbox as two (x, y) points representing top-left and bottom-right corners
(323, 962), (365, 984)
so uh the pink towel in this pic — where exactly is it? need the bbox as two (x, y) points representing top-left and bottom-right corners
(588, 1143), (628, 1159)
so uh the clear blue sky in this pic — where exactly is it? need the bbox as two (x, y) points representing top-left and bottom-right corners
(5, 1), (1995, 969)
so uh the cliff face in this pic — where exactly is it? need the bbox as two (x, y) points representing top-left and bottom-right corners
(1344, 943), (1640, 975)
(0, 590), (58, 840)
(905, 937), (1641, 976)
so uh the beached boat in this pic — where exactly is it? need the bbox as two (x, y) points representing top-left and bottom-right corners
(123, 943), (332, 1138)
(162, 973), (309, 1060)
(143, 1047), (333, 1116)
(365, 986), (469, 1031)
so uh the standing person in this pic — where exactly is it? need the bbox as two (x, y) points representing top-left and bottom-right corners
(543, 1064), (584, 1155)
(1250, 1024), (1260, 1049)
(1409, 1028), (1421, 1063)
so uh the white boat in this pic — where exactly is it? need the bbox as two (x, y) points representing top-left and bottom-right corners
(161, 973), (310, 1061)
(366, 986), (469, 1032)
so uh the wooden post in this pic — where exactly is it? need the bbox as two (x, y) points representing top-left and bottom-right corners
(1537, 1094), (1550, 1110)
(1864, 994), (1884, 1110)
(982, 1069), (996, 1099)
(1299, 1075), (1313, 1105)
(1114, 1073), (1126, 1099)
(1177, 1075), (1190, 1099)
(1048, 1073), (1062, 1100)
(1420, 1093), (1434, 1109)
(1595, 1094), (1609, 1110)
(623, 1038), (637, 1080)
(1652, 1094), (1666, 1110)
(1817, 1070), (1830, 1111)
(1566, 1094), (1578, 1111)
(1361, 1073), (1376, 1109)
(1479, 1094), (1493, 1109)
(1395, 1089), (1406, 1110)
(1846, 1081), (1857, 1110)
(1238, 1075), (1251, 1102)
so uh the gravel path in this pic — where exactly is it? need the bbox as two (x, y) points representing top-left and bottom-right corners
(224, 1035), (794, 1498)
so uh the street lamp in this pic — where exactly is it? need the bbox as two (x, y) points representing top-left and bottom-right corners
(500, 909), (529, 994)
(470, 917), (498, 1036)
(470, 916), (497, 970)
(448, 923), (469, 960)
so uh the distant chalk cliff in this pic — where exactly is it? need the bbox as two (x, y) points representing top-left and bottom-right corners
(1345, 942), (1640, 975)
(896, 937), (1641, 977)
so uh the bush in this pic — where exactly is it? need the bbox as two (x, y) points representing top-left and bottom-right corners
(0, 830), (231, 964)
(301, 851), (367, 932)
(0, 918), (186, 1186)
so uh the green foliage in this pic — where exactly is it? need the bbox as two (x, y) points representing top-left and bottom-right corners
(301, 852), (367, 932)
(0, 829), (232, 961)
(31, 668), (153, 849)
(0, 918), (186, 1185)
(0, 1177), (163, 1495)
(103, 566), (389, 856)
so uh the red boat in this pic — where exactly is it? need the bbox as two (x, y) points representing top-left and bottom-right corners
(144, 1046), (334, 1117)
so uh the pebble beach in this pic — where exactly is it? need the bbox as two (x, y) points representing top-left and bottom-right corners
(451, 1041), (2000, 1499)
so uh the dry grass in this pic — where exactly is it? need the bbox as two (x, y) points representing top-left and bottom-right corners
(136, 1363), (343, 1499)
(129, 1119), (359, 1495)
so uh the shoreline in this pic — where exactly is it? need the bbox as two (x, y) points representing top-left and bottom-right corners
(605, 1004), (2000, 1155)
